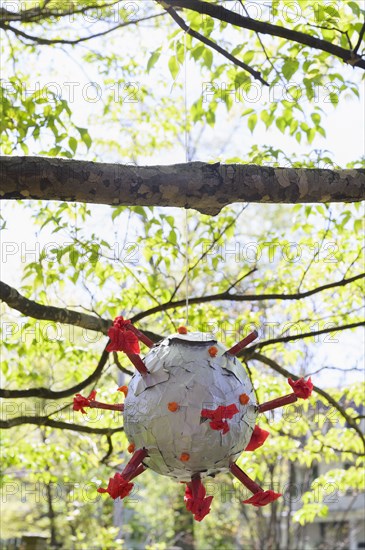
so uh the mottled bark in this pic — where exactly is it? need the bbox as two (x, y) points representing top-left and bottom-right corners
(1, 157), (364, 215)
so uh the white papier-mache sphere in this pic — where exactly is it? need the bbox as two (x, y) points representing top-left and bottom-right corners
(123, 332), (258, 481)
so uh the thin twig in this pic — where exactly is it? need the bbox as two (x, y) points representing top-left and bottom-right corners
(160, 3), (269, 85)
(249, 352), (365, 447)
(1, 13), (165, 46)
(353, 20), (365, 54)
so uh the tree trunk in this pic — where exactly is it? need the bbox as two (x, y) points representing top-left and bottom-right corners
(1, 156), (363, 215)
(173, 486), (195, 550)
(45, 483), (58, 548)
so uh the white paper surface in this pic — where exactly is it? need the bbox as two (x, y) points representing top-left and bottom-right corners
(124, 332), (257, 481)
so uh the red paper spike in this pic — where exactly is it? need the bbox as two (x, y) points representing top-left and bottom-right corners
(107, 325), (140, 354)
(258, 393), (297, 413)
(288, 377), (313, 399)
(98, 449), (148, 501)
(89, 401), (124, 412)
(184, 476), (213, 522)
(230, 463), (282, 506)
(126, 353), (149, 376)
(230, 462), (263, 494)
(110, 316), (153, 348)
(97, 473), (133, 500)
(73, 390), (97, 414)
(245, 425), (270, 451)
(97, 463), (146, 501)
(73, 391), (124, 413)
(130, 464), (145, 480)
(227, 330), (258, 356)
(242, 490), (282, 507)
(127, 323), (154, 348)
(121, 448), (149, 481)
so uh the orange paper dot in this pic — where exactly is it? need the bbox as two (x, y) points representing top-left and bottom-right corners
(117, 385), (128, 397)
(208, 346), (218, 357)
(177, 326), (188, 334)
(239, 393), (250, 405)
(127, 443), (135, 453)
(180, 453), (190, 462)
(168, 402), (179, 412)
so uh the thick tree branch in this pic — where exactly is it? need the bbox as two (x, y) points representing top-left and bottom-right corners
(164, 0), (365, 70)
(130, 273), (365, 322)
(0, 280), (111, 334)
(0, 415), (124, 434)
(2, 274), (362, 337)
(160, 3), (269, 85)
(0, 349), (109, 399)
(249, 352), (365, 447)
(1, 157), (364, 216)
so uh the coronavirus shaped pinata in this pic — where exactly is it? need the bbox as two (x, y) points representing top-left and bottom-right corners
(74, 317), (313, 521)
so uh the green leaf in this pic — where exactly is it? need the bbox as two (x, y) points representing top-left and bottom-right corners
(68, 137), (77, 153)
(348, 1), (360, 17)
(176, 42), (185, 64)
(282, 59), (299, 81)
(147, 49), (161, 72)
(276, 116), (286, 133)
(206, 108), (215, 126)
(191, 44), (205, 61)
(231, 44), (244, 56)
(76, 127), (92, 149)
(203, 48), (213, 69)
(112, 206), (125, 220)
(354, 219), (363, 233)
(191, 98), (204, 122)
(234, 71), (250, 89)
(307, 127), (316, 143)
(20, 142), (29, 154)
(247, 113), (257, 133)
(168, 56), (180, 80)
(289, 118), (298, 135)
(168, 229), (177, 245)
(260, 110), (273, 129)
(325, 5), (339, 19)
(243, 50), (254, 64)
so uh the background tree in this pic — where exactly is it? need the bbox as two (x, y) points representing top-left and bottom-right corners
(0, 1), (364, 549)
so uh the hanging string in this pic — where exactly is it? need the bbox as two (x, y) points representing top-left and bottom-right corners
(183, 31), (190, 327)
(184, 209), (189, 326)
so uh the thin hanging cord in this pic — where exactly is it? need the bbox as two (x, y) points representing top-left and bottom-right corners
(185, 209), (189, 326)
(184, 32), (189, 326)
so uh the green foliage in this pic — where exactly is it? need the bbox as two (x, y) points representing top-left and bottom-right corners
(0, 77), (83, 157)
(1, 1), (364, 547)
(2, 197), (364, 546)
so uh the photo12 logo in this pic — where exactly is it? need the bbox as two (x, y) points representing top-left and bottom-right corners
(200, 240), (338, 264)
